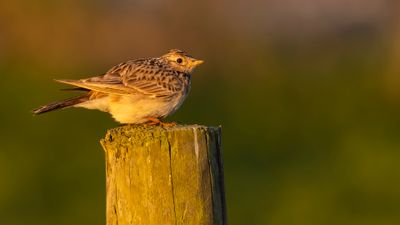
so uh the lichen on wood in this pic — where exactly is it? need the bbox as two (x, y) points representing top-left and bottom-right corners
(101, 124), (226, 225)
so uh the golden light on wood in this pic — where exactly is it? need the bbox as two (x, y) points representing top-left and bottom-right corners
(101, 124), (227, 225)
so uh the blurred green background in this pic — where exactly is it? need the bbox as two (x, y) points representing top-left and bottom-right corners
(1, 1), (400, 224)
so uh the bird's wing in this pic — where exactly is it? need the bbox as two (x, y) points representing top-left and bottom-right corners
(107, 59), (185, 98)
(55, 75), (130, 95)
(122, 69), (184, 98)
(54, 62), (136, 95)
(55, 60), (184, 98)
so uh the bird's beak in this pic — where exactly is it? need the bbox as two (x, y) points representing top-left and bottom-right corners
(192, 59), (204, 66)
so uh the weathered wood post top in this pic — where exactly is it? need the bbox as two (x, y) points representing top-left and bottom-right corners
(101, 124), (227, 225)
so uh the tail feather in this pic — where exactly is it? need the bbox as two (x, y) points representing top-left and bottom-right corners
(32, 94), (90, 114)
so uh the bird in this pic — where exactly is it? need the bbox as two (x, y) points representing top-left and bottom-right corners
(32, 49), (204, 125)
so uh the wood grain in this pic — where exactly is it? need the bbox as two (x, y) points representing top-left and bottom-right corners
(101, 124), (226, 225)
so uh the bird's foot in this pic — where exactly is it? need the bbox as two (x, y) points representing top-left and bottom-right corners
(146, 117), (161, 126)
(160, 121), (177, 127)
(145, 117), (177, 127)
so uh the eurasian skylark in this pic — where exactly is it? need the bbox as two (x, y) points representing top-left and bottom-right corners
(33, 49), (203, 125)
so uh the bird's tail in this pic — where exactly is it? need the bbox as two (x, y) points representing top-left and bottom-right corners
(32, 94), (90, 114)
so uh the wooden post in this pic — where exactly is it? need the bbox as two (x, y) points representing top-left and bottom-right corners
(100, 124), (227, 225)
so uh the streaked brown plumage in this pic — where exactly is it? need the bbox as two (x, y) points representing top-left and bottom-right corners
(33, 49), (204, 124)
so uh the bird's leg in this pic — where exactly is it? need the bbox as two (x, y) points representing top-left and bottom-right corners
(145, 117), (177, 127)
(146, 117), (162, 126)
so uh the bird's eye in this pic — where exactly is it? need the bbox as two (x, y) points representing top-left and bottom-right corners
(176, 58), (183, 64)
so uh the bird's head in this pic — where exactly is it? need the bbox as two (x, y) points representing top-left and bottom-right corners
(161, 49), (204, 73)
